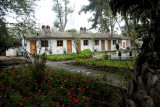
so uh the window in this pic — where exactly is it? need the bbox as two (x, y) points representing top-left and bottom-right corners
(57, 40), (63, 46)
(41, 40), (48, 47)
(84, 40), (88, 46)
(113, 40), (116, 45)
(95, 40), (99, 45)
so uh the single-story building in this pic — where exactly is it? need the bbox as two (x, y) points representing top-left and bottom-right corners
(24, 26), (130, 55)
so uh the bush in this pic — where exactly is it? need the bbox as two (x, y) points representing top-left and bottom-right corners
(116, 43), (119, 50)
(46, 49), (93, 61)
(102, 55), (108, 60)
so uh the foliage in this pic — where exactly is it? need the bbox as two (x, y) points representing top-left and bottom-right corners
(110, 0), (160, 106)
(80, 0), (119, 35)
(47, 49), (93, 61)
(0, 0), (37, 53)
(0, 66), (120, 106)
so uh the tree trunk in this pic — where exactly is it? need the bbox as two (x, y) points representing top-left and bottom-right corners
(124, 8), (160, 107)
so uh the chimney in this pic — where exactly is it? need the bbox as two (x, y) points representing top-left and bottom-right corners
(80, 27), (83, 34)
(46, 25), (50, 32)
(83, 27), (86, 34)
(42, 25), (45, 32)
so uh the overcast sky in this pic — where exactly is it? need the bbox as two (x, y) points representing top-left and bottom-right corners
(35, 0), (94, 32)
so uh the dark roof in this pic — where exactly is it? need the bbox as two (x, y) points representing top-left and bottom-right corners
(25, 32), (130, 40)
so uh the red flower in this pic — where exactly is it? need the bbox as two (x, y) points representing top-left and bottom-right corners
(54, 84), (57, 87)
(68, 91), (71, 94)
(35, 95), (38, 97)
(86, 97), (90, 101)
(78, 76), (80, 79)
(81, 84), (85, 86)
(71, 88), (74, 91)
(98, 83), (101, 85)
(78, 89), (82, 92)
(49, 73), (52, 75)
(74, 80), (76, 83)
(2, 85), (5, 88)
(35, 83), (37, 85)
(69, 96), (72, 99)
(89, 89), (92, 92)
(62, 104), (64, 107)
(74, 99), (79, 102)
(50, 90), (54, 92)
(28, 87), (31, 90)
(38, 90), (41, 92)
(20, 103), (23, 106)
(86, 81), (89, 83)
(24, 97), (28, 100)
(72, 98), (76, 101)
(80, 70), (82, 73)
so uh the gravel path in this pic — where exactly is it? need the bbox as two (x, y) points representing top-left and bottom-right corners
(46, 60), (124, 86)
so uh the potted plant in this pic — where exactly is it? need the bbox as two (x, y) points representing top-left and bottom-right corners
(63, 48), (66, 54)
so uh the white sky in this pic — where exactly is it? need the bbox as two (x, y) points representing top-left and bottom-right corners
(5, 0), (123, 34)
(35, 0), (94, 32)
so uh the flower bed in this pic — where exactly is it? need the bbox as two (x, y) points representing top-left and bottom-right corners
(0, 66), (120, 106)
(75, 57), (135, 70)
(47, 49), (93, 61)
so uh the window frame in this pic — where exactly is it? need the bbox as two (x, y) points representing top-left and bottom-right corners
(41, 40), (48, 47)
(83, 40), (89, 46)
(95, 40), (99, 45)
(113, 40), (116, 45)
(57, 40), (63, 47)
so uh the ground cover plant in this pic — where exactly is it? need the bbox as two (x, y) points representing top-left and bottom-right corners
(46, 49), (93, 61)
(0, 66), (120, 107)
(75, 57), (135, 69)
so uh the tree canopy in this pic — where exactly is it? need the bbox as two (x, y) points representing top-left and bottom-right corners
(0, 0), (37, 54)
(110, 0), (160, 106)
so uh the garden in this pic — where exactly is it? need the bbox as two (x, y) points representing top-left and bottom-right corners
(46, 49), (93, 61)
(0, 65), (122, 107)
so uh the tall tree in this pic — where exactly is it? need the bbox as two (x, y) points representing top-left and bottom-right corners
(52, 0), (74, 32)
(80, 0), (118, 35)
(110, 0), (160, 106)
(0, 0), (37, 54)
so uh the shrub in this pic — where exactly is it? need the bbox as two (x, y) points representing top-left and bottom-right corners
(116, 43), (119, 50)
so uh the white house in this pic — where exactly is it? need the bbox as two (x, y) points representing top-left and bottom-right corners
(24, 26), (130, 55)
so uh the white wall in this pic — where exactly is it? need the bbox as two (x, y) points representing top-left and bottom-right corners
(80, 39), (102, 52)
(6, 47), (22, 56)
(25, 39), (130, 55)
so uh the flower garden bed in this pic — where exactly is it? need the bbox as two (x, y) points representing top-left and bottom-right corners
(0, 66), (121, 107)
